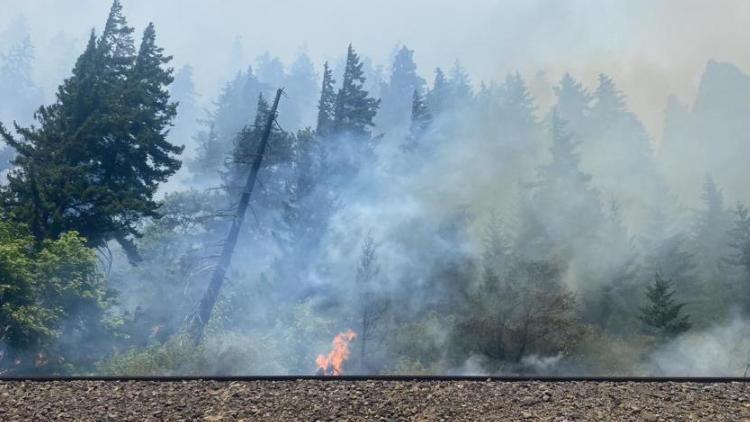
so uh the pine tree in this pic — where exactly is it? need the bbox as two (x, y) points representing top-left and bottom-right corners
(729, 204), (750, 307)
(188, 123), (222, 179)
(170, 64), (200, 150)
(377, 45), (425, 131)
(640, 273), (691, 338)
(426, 67), (449, 116)
(591, 74), (626, 122)
(283, 52), (318, 130)
(497, 73), (536, 130)
(692, 175), (732, 275)
(402, 88), (432, 151)
(553, 73), (591, 134)
(0, 2), (183, 264)
(190, 67), (262, 181)
(223, 93), (293, 222)
(316, 61), (337, 136)
(98, 0), (136, 77)
(332, 44), (380, 139)
(256, 52), (285, 91)
(448, 61), (473, 108)
(583, 73), (663, 234)
(515, 111), (601, 261)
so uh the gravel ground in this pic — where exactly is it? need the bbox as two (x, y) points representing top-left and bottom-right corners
(0, 379), (749, 421)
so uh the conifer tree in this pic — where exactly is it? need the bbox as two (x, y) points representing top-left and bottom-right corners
(402, 88), (432, 151)
(515, 111), (601, 261)
(188, 123), (222, 179)
(640, 273), (691, 338)
(553, 73), (591, 134)
(692, 175), (732, 276)
(283, 52), (318, 130)
(378, 45), (424, 131)
(98, 0), (136, 77)
(316, 61), (336, 136)
(448, 61), (473, 108)
(332, 44), (380, 139)
(426, 67), (449, 116)
(0, 1), (183, 264)
(170, 64), (200, 149)
(497, 73), (536, 130)
(729, 204), (750, 307)
(190, 67), (262, 181)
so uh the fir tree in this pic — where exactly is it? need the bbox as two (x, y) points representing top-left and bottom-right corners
(729, 204), (750, 307)
(640, 273), (691, 338)
(426, 67), (449, 115)
(378, 45), (425, 131)
(332, 44), (380, 139)
(283, 52), (318, 130)
(316, 61), (336, 136)
(692, 175), (732, 276)
(448, 61), (473, 108)
(190, 67), (262, 181)
(553, 73), (591, 134)
(591, 74), (626, 122)
(98, 0), (136, 77)
(497, 73), (536, 130)
(0, 2), (183, 264)
(188, 123), (222, 179)
(515, 111), (601, 261)
(256, 52), (285, 91)
(170, 64), (200, 149)
(402, 88), (432, 151)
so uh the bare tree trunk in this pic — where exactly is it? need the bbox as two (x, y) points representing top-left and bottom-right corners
(188, 88), (283, 343)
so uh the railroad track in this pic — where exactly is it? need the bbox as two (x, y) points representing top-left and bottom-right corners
(1, 375), (749, 382)
(2, 376), (749, 420)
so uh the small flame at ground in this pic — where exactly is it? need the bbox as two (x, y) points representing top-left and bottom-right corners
(315, 330), (357, 376)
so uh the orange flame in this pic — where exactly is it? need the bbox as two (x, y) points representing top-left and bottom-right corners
(315, 330), (357, 376)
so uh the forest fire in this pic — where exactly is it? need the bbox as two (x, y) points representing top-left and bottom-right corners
(315, 330), (357, 376)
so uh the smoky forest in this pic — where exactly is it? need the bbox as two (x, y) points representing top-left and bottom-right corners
(1, 0), (750, 377)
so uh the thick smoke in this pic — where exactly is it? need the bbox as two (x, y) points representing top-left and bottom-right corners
(1, 1), (750, 376)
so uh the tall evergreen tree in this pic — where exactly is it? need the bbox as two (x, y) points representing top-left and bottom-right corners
(0, 2), (183, 264)
(190, 67), (262, 182)
(402, 88), (432, 151)
(170, 64), (200, 153)
(332, 44), (380, 139)
(729, 204), (750, 308)
(515, 111), (602, 261)
(553, 73), (591, 134)
(687, 174), (734, 324)
(583, 73), (662, 234)
(316, 61), (336, 136)
(426, 67), (449, 116)
(282, 52), (318, 130)
(256, 52), (285, 92)
(377, 45), (425, 132)
(448, 61), (473, 109)
(692, 175), (732, 276)
(188, 123), (222, 179)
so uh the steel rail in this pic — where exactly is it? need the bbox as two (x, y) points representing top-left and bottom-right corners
(1, 375), (748, 383)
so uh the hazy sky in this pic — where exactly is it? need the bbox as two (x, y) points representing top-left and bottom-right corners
(2, 0), (750, 143)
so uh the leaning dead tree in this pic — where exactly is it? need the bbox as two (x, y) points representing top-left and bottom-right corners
(188, 88), (284, 343)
